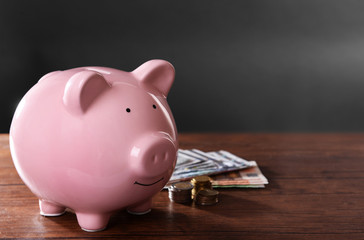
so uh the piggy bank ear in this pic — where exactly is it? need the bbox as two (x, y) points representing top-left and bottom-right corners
(132, 60), (175, 97)
(63, 70), (111, 115)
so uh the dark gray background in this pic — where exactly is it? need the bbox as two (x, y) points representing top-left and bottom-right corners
(1, 0), (364, 132)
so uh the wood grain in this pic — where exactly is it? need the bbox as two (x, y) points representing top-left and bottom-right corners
(1, 133), (364, 239)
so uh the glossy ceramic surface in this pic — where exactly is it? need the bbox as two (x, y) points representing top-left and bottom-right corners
(9, 60), (178, 232)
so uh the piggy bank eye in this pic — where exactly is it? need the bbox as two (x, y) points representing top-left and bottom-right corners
(126, 108), (131, 113)
(152, 104), (157, 109)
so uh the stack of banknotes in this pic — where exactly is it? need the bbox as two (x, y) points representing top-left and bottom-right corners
(167, 149), (268, 188)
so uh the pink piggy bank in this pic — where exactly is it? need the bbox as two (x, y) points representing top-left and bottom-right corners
(9, 60), (178, 232)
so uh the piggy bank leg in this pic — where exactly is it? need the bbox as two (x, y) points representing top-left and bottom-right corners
(75, 212), (111, 232)
(39, 199), (66, 216)
(127, 198), (152, 215)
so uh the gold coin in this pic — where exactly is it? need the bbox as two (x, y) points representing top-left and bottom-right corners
(191, 175), (211, 184)
(191, 176), (213, 199)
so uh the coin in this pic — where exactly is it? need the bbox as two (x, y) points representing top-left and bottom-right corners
(173, 181), (194, 190)
(195, 189), (219, 206)
(191, 175), (211, 184)
(191, 176), (212, 199)
(168, 181), (193, 203)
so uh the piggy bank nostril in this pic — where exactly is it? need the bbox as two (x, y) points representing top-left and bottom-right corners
(164, 152), (168, 161)
(152, 155), (157, 164)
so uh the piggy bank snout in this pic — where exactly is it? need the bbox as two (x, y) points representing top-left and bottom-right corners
(129, 133), (177, 177)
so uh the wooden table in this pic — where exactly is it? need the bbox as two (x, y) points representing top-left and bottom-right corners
(1, 133), (364, 239)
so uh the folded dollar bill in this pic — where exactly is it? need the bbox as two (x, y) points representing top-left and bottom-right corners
(169, 149), (256, 183)
(167, 149), (268, 189)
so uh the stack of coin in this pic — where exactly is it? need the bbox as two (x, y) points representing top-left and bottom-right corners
(168, 181), (193, 203)
(191, 175), (212, 199)
(195, 189), (219, 205)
